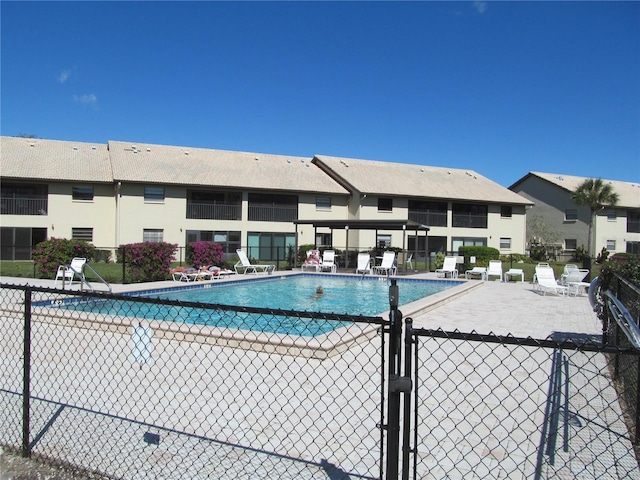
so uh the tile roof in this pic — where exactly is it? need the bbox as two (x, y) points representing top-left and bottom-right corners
(1, 137), (112, 182)
(516, 172), (640, 209)
(313, 155), (533, 205)
(107, 141), (349, 195)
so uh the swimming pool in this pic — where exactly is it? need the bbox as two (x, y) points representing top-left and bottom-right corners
(156, 275), (454, 316)
(59, 275), (458, 337)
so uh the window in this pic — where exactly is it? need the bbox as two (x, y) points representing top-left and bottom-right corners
(185, 230), (241, 254)
(500, 206), (512, 218)
(1, 183), (48, 215)
(627, 241), (640, 255)
(247, 232), (295, 261)
(248, 193), (298, 222)
(378, 197), (393, 212)
(408, 200), (447, 226)
(376, 235), (391, 249)
(452, 237), (487, 252)
(187, 190), (241, 220)
(606, 211), (616, 222)
(72, 186), (94, 201)
(565, 239), (577, 250)
(565, 210), (578, 221)
(315, 197), (331, 210)
(1, 227), (47, 260)
(315, 233), (332, 247)
(500, 238), (511, 249)
(452, 203), (488, 228)
(72, 228), (93, 242)
(606, 239), (616, 251)
(628, 211), (640, 233)
(143, 229), (163, 243)
(144, 187), (165, 202)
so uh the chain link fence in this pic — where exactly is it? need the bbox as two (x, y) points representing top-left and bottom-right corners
(2, 280), (640, 479)
(1, 284), (388, 479)
(404, 326), (640, 479)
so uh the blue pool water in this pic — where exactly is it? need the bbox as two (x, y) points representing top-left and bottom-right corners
(64, 275), (457, 337)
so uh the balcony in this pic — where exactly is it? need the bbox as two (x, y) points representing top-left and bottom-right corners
(452, 214), (487, 229)
(248, 205), (298, 222)
(187, 202), (241, 220)
(408, 210), (447, 227)
(1, 197), (48, 216)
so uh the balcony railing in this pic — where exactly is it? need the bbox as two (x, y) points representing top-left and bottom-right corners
(452, 214), (487, 229)
(1, 197), (48, 215)
(408, 210), (447, 227)
(186, 202), (241, 220)
(248, 205), (298, 222)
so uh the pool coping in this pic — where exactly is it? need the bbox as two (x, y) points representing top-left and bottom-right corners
(1, 273), (480, 360)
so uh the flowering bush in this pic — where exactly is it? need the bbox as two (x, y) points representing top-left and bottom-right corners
(186, 241), (224, 267)
(119, 242), (177, 282)
(32, 238), (96, 279)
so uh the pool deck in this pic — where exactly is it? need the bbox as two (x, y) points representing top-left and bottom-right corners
(0, 270), (602, 339)
(2, 272), (632, 479)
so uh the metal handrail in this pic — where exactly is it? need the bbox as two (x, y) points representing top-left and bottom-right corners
(83, 263), (112, 293)
(604, 289), (640, 349)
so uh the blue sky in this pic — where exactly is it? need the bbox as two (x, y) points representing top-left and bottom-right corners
(2, 1), (638, 187)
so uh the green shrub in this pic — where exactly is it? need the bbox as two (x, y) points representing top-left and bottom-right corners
(501, 253), (526, 263)
(119, 242), (177, 282)
(596, 247), (610, 264)
(93, 249), (112, 263)
(600, 254), (640, 290)
(571, 245), (588, 262)
(32, 238), (96, 279)
(458, 246), (500, 269)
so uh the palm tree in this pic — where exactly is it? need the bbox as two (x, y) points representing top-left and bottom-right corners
(570, 178), (619, 257)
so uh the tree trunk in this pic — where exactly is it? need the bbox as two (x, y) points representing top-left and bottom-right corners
(588, 209), (595, 257)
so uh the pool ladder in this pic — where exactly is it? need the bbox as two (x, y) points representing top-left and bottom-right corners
(62, 263), (112, 293)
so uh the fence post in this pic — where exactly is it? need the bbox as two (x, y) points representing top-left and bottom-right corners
(386, 279), (403, 479)
(22, 287), (32, 457)
(401, 318), (414, 480)
(121, 246), (126, 284)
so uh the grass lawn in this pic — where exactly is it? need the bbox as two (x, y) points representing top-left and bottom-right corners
(1, 261), (130, 284)
(1, 259), (601, 285)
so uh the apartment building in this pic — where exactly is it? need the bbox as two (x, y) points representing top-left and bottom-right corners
(1, 136), (532, 264)
(510, 172), (640, 259)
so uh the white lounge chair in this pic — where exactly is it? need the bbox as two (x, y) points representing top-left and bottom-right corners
(319, 250), (337, 273)
(486, 260), (503, 281)
(405, 253), (414, 270)
(533, 265), (568, 296)
(465, 267), (486, 280)
(561, 268), (590, 296)
(504, 268), (525, 282)
(435, 256), (458, 278)
(301, 250), (321, 272)
(355, 253), (372, 274)
(54, 257), (87, 287)
(171, 266), (199, 282)
(373, 251), (397, 276)
(234, 249), (273, 274)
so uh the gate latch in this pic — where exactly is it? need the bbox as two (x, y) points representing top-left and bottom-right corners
(389, 375), (412, 393)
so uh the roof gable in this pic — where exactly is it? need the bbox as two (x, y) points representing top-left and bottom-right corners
(1, 137), (112, 183)
(514, 172), (640, 209)
(313, 155), (532, 205)
(107, 141), (349, 195)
